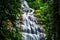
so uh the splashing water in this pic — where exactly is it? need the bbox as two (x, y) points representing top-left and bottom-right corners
(19, 0), (47, 40)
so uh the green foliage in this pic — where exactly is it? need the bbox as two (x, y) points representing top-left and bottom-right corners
(0, 28), (22, 40)
(0, 0), (21, 22)
(0, 0), (22, 40)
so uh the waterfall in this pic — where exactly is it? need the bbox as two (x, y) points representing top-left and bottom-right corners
(20, 0), (47, 40)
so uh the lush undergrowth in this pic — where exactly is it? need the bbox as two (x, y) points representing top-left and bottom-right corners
(0, 0), (22, 40)
(0, 29), (22, 40)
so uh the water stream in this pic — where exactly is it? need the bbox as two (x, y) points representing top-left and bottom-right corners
(17, 0), (47, 40)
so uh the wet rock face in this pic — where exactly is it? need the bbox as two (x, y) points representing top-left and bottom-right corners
(19, 0), (47, 40)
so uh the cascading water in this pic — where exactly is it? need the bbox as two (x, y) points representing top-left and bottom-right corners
(20, 0), (47, 40)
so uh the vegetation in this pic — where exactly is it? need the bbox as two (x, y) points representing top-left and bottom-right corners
(0, 0), (22, 40)
(0, 0), (60, 40)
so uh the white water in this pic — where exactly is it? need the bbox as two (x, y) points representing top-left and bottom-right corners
(20, 0), (47, 40)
